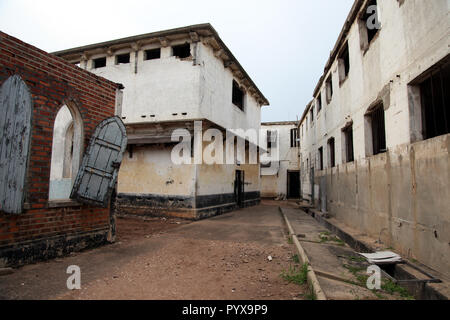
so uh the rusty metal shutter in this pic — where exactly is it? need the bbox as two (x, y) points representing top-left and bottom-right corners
(70, 116), (127, 207)
(0, 75), (33, 214)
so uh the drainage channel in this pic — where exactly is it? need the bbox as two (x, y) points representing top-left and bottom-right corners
(379, 262), (442, 300)
(299, 205), (447, 300)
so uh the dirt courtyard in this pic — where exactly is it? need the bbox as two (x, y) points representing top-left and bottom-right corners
(0, 204), (308, 300)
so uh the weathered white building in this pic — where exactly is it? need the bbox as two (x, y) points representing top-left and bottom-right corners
(260, 122), (300, 199)
(55, 24), (269, 219)
(298, 0), (449, 278)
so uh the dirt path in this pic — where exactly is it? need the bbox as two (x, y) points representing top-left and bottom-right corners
(1, 205), (307, 300)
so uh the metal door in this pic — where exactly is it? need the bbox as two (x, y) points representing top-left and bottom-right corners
(0, 75), (33, 214)
(70, 116), (127, 207)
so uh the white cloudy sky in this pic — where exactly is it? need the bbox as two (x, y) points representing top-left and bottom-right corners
(0, 0), (354, 122)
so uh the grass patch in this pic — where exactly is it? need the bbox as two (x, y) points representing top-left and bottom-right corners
(304, 287), (317, 300)
(381, 280), (414, 300)
(319, 232), (345, 246)
(372, 290), (386, 299)
(287, 236), (293, 245)
(343, 263), (415, 300)
(343, 255), (366, 263)
(343, 264), (369, 287)
(281, 263), (309, 286)
(343, 264), (365, 275)
(291, 254), (300, 264)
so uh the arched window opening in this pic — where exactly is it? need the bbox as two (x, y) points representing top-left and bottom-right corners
(63, 122), (74, 179)
(49, 104), (83, 201)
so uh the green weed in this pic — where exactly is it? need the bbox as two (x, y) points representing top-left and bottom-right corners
(281, 263), (309, 286)
(291, 254), (300, 264)
(381, 280), (414, 300)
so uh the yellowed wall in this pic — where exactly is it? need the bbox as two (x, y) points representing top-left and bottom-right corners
(118, 145), (196, 196)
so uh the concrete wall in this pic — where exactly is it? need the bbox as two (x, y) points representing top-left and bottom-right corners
(317, 135), (450, 279)
(261, 123), (299, 198)
(89, 44), (202, 124)
(118, 144), (197, 197)
(85, 41), (262, 136)
(199, 43), (261, 134)
(116, 140), (260, 220)
(298, 0), (450, 277)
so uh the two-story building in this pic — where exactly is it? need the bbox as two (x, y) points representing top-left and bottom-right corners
(54, 24), (269, 220)
(260, 121), (300, 199)
(298, 0), (449, 278)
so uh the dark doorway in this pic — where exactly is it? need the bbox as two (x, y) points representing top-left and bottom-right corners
(235, 170), (245, 207)
(287, 171), (300, 199)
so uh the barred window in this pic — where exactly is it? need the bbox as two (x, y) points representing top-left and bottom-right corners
(419, 61), (449, 139)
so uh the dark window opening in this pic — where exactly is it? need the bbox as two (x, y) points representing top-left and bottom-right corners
(326, 76), (333, 102)
(93, 57), (106, 69)
(310, 107), (314, 123)
(172, 43), (191, 59)
(145, 48), (161, 60)
(318, 147), (324, 171)
(267, 130), (277, 150)
(267, 130), (272, 149)
(317, 94), (322, 112)
(328, 137), (336, 168)
(363, 0), (380, 44)
(420, 61), (450, 140)
(339, 43), (350, 79)
(343, 125), (354, 163)
(290, 128), (299, 148)
(116, 53), (130, 65)
(369, 104), (386, 155)
(232, 80), (244, 110)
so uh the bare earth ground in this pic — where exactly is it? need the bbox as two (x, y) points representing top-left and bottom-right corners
(0, 204), (307, 300)
(115, 215), (188, 242)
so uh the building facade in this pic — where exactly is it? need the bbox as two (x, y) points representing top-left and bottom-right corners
(55, 24), (270, 220)
(298, 0), (449, 278)
(0, 31), (120, 267)
(261, 122), (300, 199)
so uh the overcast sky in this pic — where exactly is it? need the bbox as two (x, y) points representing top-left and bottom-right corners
(0, 0), (354, 122)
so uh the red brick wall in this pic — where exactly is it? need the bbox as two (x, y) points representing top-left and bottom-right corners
(0, 31), (119, 265)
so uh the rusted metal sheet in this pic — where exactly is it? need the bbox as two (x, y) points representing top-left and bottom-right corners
(70, 116), (127, 208)
(0, 75), (33, 214)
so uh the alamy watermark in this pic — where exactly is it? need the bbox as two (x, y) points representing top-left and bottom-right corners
(366, 265), (381, 290)
(66, 265), (81, 290)
(366, 4), (381, 30)
(170, 121), (280, 167)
